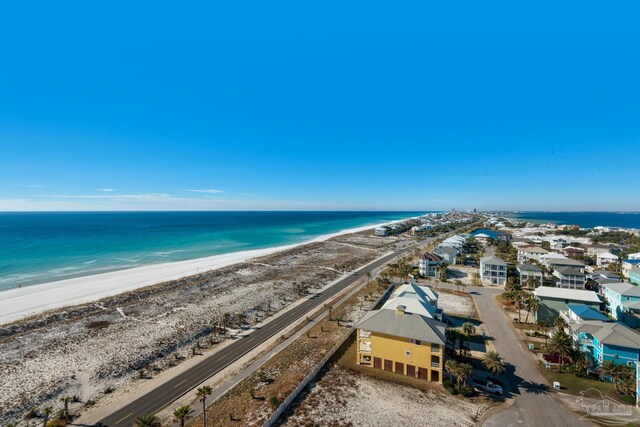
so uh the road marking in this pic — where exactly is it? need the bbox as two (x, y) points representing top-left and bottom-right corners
(174, 379), (188, 388)
(115, 412), (134, 424)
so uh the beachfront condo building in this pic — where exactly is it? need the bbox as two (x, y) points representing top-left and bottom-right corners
(355, 306), (446, 383)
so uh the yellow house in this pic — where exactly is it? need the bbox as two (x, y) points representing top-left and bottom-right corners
(355, 305), (446, 383)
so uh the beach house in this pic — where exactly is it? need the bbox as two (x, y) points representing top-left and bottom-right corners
(433, 246), (458, 265)
(553, 267), (587, 290)
(374, 226), (390, 237)
(533, 287), (601, 323)
(548, 258), (586, 273)
(623, 259), (640, 279)
(552, 238), (570, 251)
(597, 252), (619, 269)
(601, 282), (640, 328)
(517, 263), (544, 288)
(480, 256), (508, 285)
(560, 304), (612, 366)
(355, 306), (447, 383)
(560, 305), (640, 369)
(381, 282), (441, 320)
(517, 245), (549, 263)
(418, 253), (443, 278)
(592, 323), (640, 368)
(561, 246), (585, 258)
(629, 267), (640, 286)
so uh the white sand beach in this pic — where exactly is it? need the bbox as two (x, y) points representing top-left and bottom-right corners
(0, 220), (409, 325)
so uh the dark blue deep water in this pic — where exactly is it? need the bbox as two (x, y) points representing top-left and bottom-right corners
(509, 212), (640, 229)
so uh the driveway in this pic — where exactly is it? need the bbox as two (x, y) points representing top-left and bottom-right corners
(437, 282), (589, 426)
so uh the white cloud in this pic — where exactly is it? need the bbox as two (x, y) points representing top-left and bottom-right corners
(96, 188), (116, 192)
(185, 189), (224, 194)
(14, 184), (44, 188)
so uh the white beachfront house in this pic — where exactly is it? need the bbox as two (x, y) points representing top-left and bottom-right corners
(480, 256), (508, 285)
(517, 245), (549, 263)
(374, 226), (391, 237)
(597, 252), (619, 269)
(473, 233), (492, 245)
(418, 253), (443, 278)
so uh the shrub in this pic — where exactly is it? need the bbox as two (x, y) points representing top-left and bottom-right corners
(460, 385), (475, 397)
(622, 395), (636, 405)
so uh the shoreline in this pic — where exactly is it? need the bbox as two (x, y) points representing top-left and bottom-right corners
(0, 218), (415, 325)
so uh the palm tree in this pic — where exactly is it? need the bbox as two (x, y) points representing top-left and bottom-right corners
(456, 363), (474, 390)
(237, 313), (245, 328)
(222, 313), (231, 334)
(462, 322), (476, 337)
(547, 330), (573, 373)
(42, 406), (52, 427)
(60, 395), (72, 421)
(483, 351), (506, 378)
(524, 296), (538, 324)
(446, 329), (462, 355)
(574, 355), (589, 377)
(537, 321), (549, 347)
(553, 316), (567, 331)
(598, 360), (619, 381)
(173, 405), (194, 427)
(134, 414), (162, 427)
(196, 385), (213, 427)
(444, 360), (458, 385)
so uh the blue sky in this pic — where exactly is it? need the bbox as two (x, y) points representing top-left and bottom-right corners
(1, 1), (639, 211)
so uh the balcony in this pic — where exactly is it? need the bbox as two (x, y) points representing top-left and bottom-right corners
(359, 330), (371, 338)
(359, 341), (371, 352)
(431, 361), (441, 368)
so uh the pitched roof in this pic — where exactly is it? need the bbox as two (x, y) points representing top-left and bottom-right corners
(567, 304), (610, 321)
(382, 296), (437, 318)
(554, 266), (586, 277)
(421, 253), (443, 262)
(434, 246), (457, 255)
(392, 283), (438, 303)
(541, 252), (568, 260)
(480, 256), (507, 266)
(602, 282), (640, 297)
(593, 323), (640, 349)
(356, 309), (447, 344)
(517, 263), (542, 272)
(519, 246), (549, 254)
(548, 258), (585, 268)
(598, 252), (619, 260)
(533, 287), (601, 303)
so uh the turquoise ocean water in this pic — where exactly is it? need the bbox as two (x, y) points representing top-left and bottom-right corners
(0, 211), (423, 291)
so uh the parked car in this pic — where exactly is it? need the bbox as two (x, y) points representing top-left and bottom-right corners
(543, 353), (572, 364)
(473, 378), (503, 395)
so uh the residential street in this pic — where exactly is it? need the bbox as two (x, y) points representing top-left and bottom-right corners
(436, 282), (589, 427)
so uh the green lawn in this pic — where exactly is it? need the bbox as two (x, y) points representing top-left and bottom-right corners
(537, 362), (619, 399)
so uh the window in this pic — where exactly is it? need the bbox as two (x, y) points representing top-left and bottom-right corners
(627, 361), (634, 367)
(410, 339), (422, 346)
(405, 350), (412, 357)
(431, 343), (440, 352)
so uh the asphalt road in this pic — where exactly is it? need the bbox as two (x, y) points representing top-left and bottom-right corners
(435, 281), (589, 426)
(96, 243), (419, 426)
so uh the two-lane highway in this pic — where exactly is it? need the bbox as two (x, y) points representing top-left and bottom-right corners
(98, 243), (418, 426)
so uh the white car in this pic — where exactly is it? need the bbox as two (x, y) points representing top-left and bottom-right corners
(473, 378), (503, 395)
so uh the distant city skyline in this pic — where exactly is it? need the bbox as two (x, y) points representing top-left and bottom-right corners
(1, 2), (640, 211)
